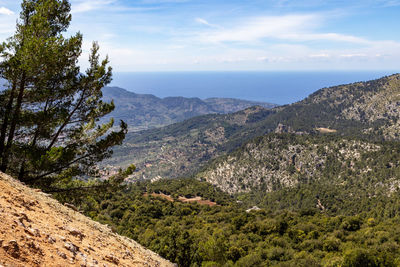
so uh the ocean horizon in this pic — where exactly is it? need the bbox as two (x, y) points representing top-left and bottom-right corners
(110, 71), (398, 105)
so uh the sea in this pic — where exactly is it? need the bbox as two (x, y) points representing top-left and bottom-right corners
(109, 71), (397, 105)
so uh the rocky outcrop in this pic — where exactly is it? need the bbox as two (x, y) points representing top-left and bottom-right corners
(0, 172), (174, 267)
(197, 134), (381, 194)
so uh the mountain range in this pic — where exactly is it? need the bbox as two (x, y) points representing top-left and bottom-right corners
(102, 86), (276, 131)
(4, 74), (399, 266)
(105, 74), (400, 185)
(92, 74), (400, 266)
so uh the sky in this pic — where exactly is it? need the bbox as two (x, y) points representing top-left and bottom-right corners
(0, 0), (399, 72)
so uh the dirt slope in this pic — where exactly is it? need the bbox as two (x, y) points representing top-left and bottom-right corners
(0, 172), (174, 267)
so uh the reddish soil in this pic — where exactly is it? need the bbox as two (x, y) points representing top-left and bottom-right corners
(178, 196), (218, 207)
(144, 193), (174, 202)
(144, 193), (217, 207)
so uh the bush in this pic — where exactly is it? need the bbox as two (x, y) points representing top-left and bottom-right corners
(341, 217), (362, 231)
(342, 248), (379, 267)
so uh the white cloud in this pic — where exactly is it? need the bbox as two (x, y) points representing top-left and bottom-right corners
(340, 53), (367, 58)
(309, 53), (331, 58)
(280, 32), (370, 44)
(196, 15), (317, 43)
(195, 14), (373, 45)
(71, 0), (116, 14)
(0, 7), (14, 15)
(195, 18), (220, 28)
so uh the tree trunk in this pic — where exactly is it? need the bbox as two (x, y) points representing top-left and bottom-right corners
(1, 72), (26, 172)
(0, 79), (17, 165)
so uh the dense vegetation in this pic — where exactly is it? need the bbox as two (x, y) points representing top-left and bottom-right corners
(69, 130), (400, 266)
(58, 178), (400, 267)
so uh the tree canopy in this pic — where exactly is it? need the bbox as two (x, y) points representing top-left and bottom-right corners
(0, 0), (133, 192)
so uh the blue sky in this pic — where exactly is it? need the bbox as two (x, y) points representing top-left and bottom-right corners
(0, 0), (400, 72)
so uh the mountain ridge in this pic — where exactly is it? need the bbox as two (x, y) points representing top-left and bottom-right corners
(102, 86), (277, 131)
(106, 73), (400, 183)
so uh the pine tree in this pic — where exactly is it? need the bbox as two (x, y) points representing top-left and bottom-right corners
(0, 0), (134, 192)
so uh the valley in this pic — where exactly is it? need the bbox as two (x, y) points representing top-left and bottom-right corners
(2, 0), (400, 266)
(102, 86), (276, 131)
(84, 73), (400, 266)
(106, 74), (400, 185)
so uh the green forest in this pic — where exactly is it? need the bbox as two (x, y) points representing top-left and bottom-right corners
(55, 177), (400, 267)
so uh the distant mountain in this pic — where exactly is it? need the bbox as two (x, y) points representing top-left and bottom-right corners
(197, 73), (400, 195)
(102, 86), (276, 131)
(106, 74), (400, 183)
(105, 106), (274, 180)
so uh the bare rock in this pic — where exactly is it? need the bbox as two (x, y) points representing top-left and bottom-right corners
(56, 235), (67, 242)
(57, 250), (67, 259)
(47, 235), (57, 244)
(122, 250), (133, 259)
(25, 227), (40, 237)
(68, 227), (85, 240)
(64, 203), (79, 212)
(19, 212), (31, 222)
(64, 242), (79, 254)
(77, 252), (88, 265)
(3, 240), (20, 258)
(27, 241), (43, 255)
(104, 254), (119, 265)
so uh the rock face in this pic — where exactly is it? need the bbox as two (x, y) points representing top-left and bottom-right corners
(0, 172), (174, 267)
(196, 134), (382, 194)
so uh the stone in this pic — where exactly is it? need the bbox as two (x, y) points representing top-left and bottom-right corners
(57, 250), (67, 259)
(64, 242), (79, 254)
(104, 254), (119, 265)
(47, 235), (57, 244)
(25, 227), (40, 237)
(27, 241), (43, 255)
(64, 203), (79, 211)
(3, 240), (20, 258)
(68, 227), (85, 240)
(57, 235), (67, 242)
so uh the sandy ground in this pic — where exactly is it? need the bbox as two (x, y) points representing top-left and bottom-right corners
(0, 172), (175, 267)
(144, 193), (217, 207)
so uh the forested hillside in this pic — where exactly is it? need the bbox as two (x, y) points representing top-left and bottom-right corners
(102, 86), (276, 131)
(104, 106), (274, 180)
(106, 74), (400, 182)
(80, 74), (400, 266)
(197, 133), (399, 195)
(63, 177), (400, 267)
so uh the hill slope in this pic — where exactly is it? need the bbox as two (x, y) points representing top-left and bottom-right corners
(0, 172), (173, 267)
(196, 133), (400, 196)
(105, 106), (273, 181)
(102, 86), (276, 131)
(106, 74), (400, 182)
